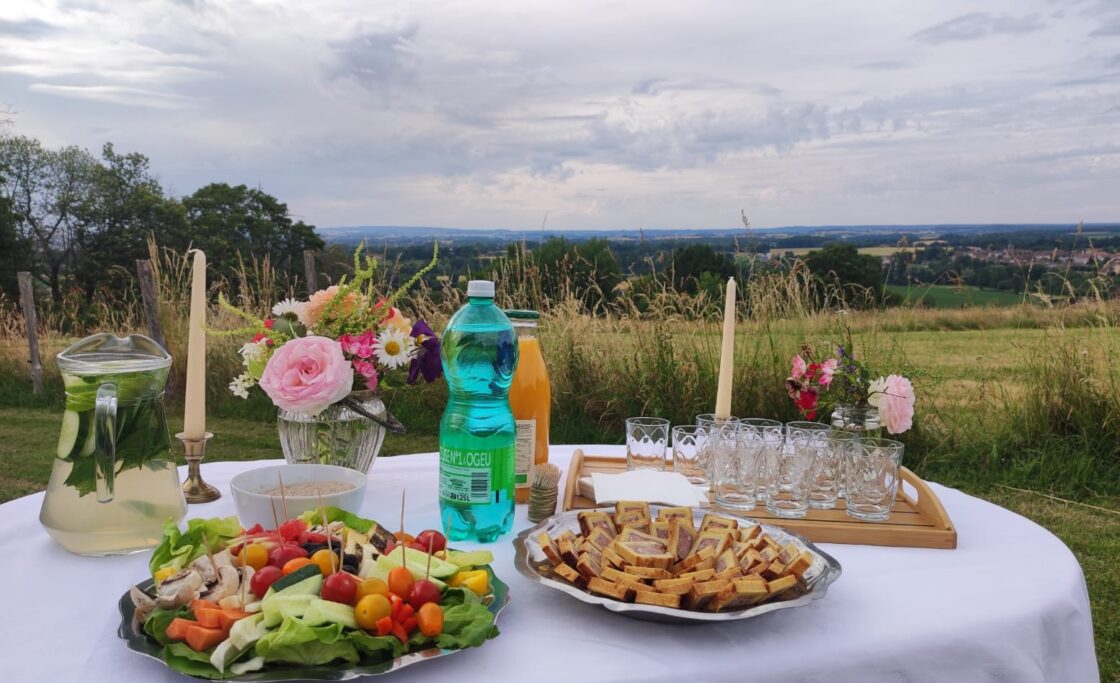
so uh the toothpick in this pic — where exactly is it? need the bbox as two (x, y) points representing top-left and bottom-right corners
(425, 533), (434, 580)
(317, 487), (337, 573)
(398, 489), (406, 537)
(200, 532), (217, 575)
(277, 473), (289, 521)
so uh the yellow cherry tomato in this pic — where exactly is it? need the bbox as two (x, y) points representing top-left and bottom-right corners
(311, 548), (339, 576)
(238, 543), (269, 571)
(153, 566), (177, 584)
(387, 566), (414, 599)
(282, 557), (314, 575)
(355, 577), (390, 601)
(354, 594), (392, 630)
(417, 602), (444, 637)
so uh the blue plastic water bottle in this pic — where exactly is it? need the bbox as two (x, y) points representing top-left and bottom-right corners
(438, 280), (519, 542)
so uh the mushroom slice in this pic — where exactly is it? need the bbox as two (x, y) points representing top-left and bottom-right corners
(130, 585), (157, 627)
(212, 549), (234, 569)
(155, 569), (203, 608)
(200, 565), (240, 602)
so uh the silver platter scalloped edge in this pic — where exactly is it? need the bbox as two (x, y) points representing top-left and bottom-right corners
(513, 506), (842, 624)
(117, 564), (510, 681)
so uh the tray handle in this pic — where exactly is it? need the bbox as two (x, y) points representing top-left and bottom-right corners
(899, 467), (955, 533)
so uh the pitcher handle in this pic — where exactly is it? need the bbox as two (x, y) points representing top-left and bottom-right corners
(95, 383), (118, 503)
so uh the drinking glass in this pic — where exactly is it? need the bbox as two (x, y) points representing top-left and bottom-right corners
(738, 418), (783, 502)
(696, 413), (737, 483)
(671, 425), (709, 485)
(830, 430), (859, 499)
(809, 431), (853, 509)
(766, 421), (829, 518)
(713, 426), (763, 510)
(846, 437), (905, 521)
(625, 417), (670, 471)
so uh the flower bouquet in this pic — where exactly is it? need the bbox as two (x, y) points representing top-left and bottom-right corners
(216, 245), (442, 471)
(786, 343), (915, 435)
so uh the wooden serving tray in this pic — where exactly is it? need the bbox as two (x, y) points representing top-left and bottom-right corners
(561, 449), (957, 549)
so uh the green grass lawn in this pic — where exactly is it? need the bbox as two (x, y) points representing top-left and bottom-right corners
(886, 284), (1029, 308)
(0, 406), (1115, 678)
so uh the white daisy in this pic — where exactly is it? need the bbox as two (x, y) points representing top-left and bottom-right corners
(374, 329), (416, 369)
(272, 298), (309, 324)
(228, 372), (255, 399)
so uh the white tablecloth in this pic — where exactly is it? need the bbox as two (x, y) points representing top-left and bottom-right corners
(0, 446), (1099, 683)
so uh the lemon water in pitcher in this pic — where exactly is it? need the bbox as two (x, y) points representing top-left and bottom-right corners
(39, 334), (187, 555)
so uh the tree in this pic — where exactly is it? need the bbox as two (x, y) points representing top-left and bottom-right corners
(0, 135), (97, 301)
(182, 183), (323, 277)
(525, 237), (621, 312)
(671, 244), (735, 295)
(804, 243), (883, 307)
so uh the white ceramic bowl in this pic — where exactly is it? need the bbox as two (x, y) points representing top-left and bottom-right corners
(230, 464), (368, 528)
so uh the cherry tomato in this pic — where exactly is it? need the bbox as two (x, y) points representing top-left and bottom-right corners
(244, 523), (264, 535)
(269, 544), (308, 568)
(321, 572), (358, 605)
(387, 567), (414, 599)
(250, 565), (283, 597)
(407, 579), (441, 610)
(310, 548), (339, 576)
(417, 602), (443, 637)
(278, 518), (307, 540)
(282, 557), (314, 575)
(238, 543), (269, 571)
(406, 542), (428, 553)
(354, 594), (392, 630)
(415, 530), (447, 553)
(355, 577), (390, 601)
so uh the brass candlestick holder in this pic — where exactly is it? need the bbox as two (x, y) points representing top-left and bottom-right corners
(177, 431), (220, 503)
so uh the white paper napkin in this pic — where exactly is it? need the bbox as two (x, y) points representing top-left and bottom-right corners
(586, 470), (710, 508)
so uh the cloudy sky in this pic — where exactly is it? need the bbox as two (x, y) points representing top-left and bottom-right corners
(2, 0), (1118, 230)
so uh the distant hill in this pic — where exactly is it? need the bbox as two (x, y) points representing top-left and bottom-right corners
(321, 223), (1120, 245)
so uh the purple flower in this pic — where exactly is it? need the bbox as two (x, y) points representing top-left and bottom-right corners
(407, 319), (443, 384)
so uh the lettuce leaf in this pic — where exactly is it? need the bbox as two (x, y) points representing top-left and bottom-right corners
(143, 607), (190, 647)
(348, 631), (405, 662)
(299, 506), (377, 532)
(436, 603), (499, 650)
(149, 516), (243, 577)
(255, 617), (360, 666)
(143, 608), (225, 679)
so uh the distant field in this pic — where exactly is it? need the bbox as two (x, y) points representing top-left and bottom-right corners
(769, 246), (919, 257)
(886, 284), (1027, 308)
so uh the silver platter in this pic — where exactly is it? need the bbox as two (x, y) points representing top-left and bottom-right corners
(117, 565), (510, 681)
(512, 506), (841, 624)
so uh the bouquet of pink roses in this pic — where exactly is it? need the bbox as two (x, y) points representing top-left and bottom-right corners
(786, 343), (915, 434)
(217, 245), (441, 424)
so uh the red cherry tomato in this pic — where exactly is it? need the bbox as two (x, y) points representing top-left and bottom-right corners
(278, 519), (307, 541)
(250, 565), (283, 597)
(415, 530), (447, 553)
(269, 544), (308, 567)
(321, 572), (358, 605)
(407, 580), (441, 610)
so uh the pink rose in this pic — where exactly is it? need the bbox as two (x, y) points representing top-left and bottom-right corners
(870, 374), (915, 434)
(259, 336), (354, 415)
(819, 358), (838, 387)
(790, 355), (807, 380)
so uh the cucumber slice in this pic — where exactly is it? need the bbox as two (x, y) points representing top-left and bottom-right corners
(56, 410), (91, 460)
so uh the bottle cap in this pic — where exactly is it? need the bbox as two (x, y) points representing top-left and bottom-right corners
(467, 280), (495, 298)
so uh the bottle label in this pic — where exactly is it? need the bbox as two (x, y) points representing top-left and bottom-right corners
(514, 419), (536, 488)
(440, 446), (505, 504)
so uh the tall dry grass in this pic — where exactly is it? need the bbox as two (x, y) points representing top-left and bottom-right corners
(2, 242), (1119, 496)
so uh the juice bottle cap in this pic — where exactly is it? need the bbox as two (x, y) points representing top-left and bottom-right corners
(467, 280), (495, 297)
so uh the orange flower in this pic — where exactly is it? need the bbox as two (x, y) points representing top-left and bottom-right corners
(305, 286), (362, 327)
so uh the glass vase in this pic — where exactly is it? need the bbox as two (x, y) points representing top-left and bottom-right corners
(277, 391), (388, 474)
(829, 403), (881, 500)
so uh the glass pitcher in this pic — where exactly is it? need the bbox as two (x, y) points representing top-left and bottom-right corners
(39, 334), (187, 555)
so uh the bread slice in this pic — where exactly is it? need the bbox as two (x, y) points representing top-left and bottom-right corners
(688, 530), (731, 559)
(699, 513), (738, 533)
(670, 546), (716, 575)
(601, 545), (625, 569)
(623, 565), (672, 580)
(778, 542), (800, 565)
(758, 546), (779, 564)
(616, 541), (674, 570)
(616, 527), (665, 547)
(587, 577), (634, 602)
(538, 532), (564, 566)
(766, 574), (798, 599)
(713, 566), (744, 582)
(616, 501), (651, 519)
(553, 563), (585, 586)
(761, 560), (787, 581)
(656, 506), (695, 528)
(614, 511), (650, 532)
(576, 551), (603, 580)
(713, 549), (739, 575)
(667, 518), (698, 562)
(685, 579), (732, 610)
(649, 521), (671, 542)
(675, 567), (716, 583)
(651, 577), (694, 595)
(710, 575), (769, 611)
(586, 527), (615, 553)
(786, 550), (813, 578)
(634, 589), (681, 609)
(601, 566), (649, 592)
(558, 536), (580, 567)
(739, 524), (762, 543)
(578, 511), (614, 537)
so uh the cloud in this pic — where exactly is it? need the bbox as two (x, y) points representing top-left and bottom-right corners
(322, 21), (419, 102)
(856, 61), (910, 71)
(912, 12), (1045, 44)
(27, 84), (195, 109)
(1090, 14), (1120, 36)
(0, 17), (58, 37)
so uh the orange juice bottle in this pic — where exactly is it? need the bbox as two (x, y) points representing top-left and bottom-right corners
(505, 310), (551, 503)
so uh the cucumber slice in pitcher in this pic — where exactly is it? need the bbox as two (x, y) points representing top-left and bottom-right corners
(56, 410), (91, 460)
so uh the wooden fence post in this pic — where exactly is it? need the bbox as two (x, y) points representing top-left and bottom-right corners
(303, 249), (318, 294)
(17, 271), (43, 396)
(135, 259), (167, 349)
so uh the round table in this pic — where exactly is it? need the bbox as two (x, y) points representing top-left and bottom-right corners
(1, 446), (1099, 683)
